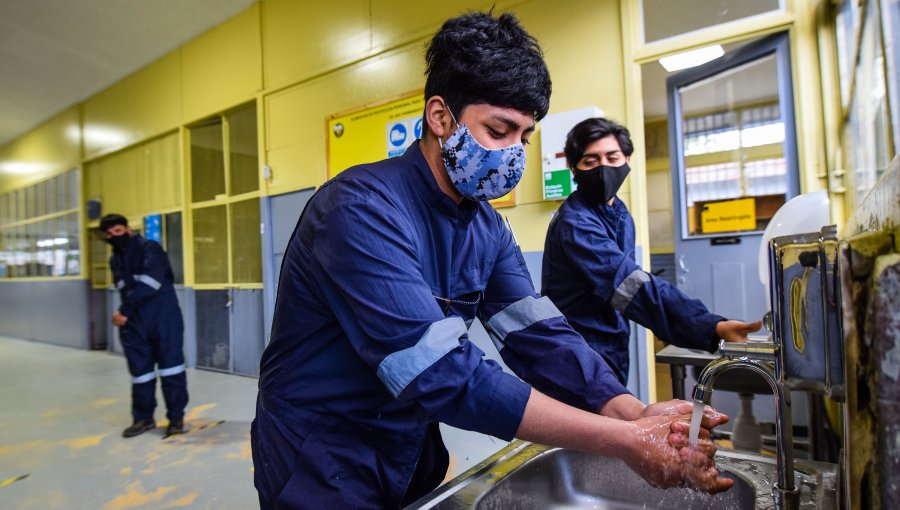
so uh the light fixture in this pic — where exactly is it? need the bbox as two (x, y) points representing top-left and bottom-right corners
(0, 161), (57, 175)
(659, 45), (725, 72)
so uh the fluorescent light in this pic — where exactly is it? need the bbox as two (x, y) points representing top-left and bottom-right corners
(82, 125), (129, 147)
(0, 161), (56, 175)
(659, 45), (725, 72)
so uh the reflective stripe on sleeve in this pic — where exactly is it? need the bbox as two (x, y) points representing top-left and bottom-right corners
(133, 274), (162, 290)
(377, 317), (467, 398)
(158, 364), (185, 377)
(116, 280), (125, 290)
(131, 371), (156, 384)
(486, 295), (563, 346)
(610, 269), (650, 312)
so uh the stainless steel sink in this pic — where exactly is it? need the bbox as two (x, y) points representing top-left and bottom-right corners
(405, 441), (839, 510)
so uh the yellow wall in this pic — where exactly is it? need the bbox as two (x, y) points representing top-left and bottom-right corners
(82, 52), (182, 160)
(182, 3), (262, 123)
(260, 0), (627, 250)
(1, 0), (642, 260)
(0, 106), (81, 190)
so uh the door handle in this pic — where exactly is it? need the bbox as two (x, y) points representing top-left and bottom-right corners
(678, 255), (690, 273)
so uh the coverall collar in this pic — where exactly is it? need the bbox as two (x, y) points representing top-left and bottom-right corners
(404, 141), (478, 223)
(572, 189), (627, 219)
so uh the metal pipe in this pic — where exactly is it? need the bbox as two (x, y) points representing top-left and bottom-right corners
(692, 347), (800, 510)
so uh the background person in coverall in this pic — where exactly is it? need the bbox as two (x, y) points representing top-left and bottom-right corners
(252, 12), (732, 510)
(100, 214), (188, 438)
(542, 118), (762, 385)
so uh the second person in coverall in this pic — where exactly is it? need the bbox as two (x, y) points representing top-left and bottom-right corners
(101, 213), (188, 438)
(252, 12), (732, 510)
(542, 118), (762, 385)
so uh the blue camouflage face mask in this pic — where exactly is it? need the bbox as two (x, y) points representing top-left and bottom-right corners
(439, 106), (526, 201)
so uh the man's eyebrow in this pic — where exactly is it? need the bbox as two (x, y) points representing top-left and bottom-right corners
(491, 114), (536, 133)
(581, 149), (622, 158)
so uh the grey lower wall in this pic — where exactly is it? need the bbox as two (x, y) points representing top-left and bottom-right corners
(0, 279), (90, 349)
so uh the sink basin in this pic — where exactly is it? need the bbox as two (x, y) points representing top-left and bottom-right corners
(476, 448), (754, 509)
(405, 441), (838, 510)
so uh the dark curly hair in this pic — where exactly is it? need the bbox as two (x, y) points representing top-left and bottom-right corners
(564, 118), (634, 168)
(424, 11), (551, 128)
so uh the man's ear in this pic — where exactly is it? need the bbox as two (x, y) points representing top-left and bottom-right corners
(424, 96), (452, 140)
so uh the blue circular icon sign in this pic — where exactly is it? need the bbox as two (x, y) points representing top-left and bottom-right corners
(414, 118), (423, 139)
(389, 123), (407, 147)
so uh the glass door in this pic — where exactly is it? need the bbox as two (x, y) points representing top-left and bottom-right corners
(667, 33), (799, 325)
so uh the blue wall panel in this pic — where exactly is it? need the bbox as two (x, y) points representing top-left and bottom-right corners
(0, 279), (90, 349)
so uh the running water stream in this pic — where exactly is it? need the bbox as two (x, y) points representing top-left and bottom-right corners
(688, 399), (705, 448)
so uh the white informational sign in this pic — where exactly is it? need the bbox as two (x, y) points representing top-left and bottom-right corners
(540, 106), (604, 200)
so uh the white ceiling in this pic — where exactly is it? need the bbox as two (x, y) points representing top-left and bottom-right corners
(641, 40), (779, 120)
(0, 0), (256, 148)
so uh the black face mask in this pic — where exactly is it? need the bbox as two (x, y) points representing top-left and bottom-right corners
(573, 163), (630, 203)
(106, 234), (130, 252)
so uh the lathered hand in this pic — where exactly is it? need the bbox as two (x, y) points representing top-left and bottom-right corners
(624, 414), (734, 494)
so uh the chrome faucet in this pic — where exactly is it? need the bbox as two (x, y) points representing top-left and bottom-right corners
(692, 340), (800, 510)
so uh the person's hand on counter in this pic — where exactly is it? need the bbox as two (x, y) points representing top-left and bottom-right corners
(716, 319), (763, 343)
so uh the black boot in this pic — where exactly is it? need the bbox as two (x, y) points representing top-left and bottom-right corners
(165, 418), (186, 436)
(122, 418), (156, 438)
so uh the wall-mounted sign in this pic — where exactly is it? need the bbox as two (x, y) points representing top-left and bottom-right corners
(700, 197), (757, 234)
(539, 106), (604, 201)
(143, 214), (162, 244)
(327, 90), (425, 179)
(326, 90), (515, 208)
(543, 168), (574, 200)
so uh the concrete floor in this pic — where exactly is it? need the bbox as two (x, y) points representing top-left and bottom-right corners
(0, 336), (258, 509)
(0, 336), (507, 509)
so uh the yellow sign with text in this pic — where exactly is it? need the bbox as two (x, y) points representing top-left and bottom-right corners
(325, 90), (515, 208)
(327, 91), (425, 178)
(700, 197), (757, 234)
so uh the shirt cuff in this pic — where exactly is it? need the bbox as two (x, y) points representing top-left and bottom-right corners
(703, 315), (728, 352)
(476, 373), (531, 441)
(118, 304), (135, 318)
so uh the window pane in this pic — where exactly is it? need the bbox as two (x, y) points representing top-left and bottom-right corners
(883, 0), (900, 155)
(67, 169), (79, 211)
(89, 227), (109, 286)
(0, 228), (9, 277)
(850, 5), (893, 203)
(165, 212), (184, 284)
(0, 192), (7, 226)
(642, 0), (781, 44)
(190, 121), (226, 203)
(192, 205), (229, 284)
(835, 0), (861, 106)
(25, 222), (37, 276)
(25, 186), (35, 220)
(228, 106), (259, 196)
(229, 198), (261, 283)
(35, 219), (51, 276)
(66, 212), (80, 276)
(34, 180), (46, 218)
(677, 54), (788, 237)
(16, 189), (24, 222)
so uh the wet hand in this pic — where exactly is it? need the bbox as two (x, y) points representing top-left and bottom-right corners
(625, 415), (734, 494)
(716, 319), (762, 343)
(111, 311), (128, 327)
(640, 400), (729, 436)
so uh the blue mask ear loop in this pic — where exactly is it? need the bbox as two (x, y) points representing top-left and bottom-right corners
(437, 103), (458, 147)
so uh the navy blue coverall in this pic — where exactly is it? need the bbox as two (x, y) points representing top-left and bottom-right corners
(542, 190), (725, 385)
(111, 235), (188, 422)
(253, 142), (629, 509)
